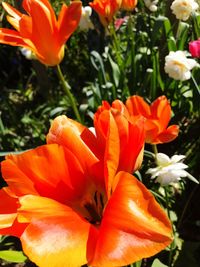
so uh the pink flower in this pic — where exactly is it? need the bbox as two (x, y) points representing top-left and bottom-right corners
(114, 16), (128, 30)
(189, 39), (200, 58)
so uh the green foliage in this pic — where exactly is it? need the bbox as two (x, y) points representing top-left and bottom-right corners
(0, 250), (27, 263)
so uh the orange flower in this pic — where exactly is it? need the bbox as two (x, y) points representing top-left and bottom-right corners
(90, 0), (122, 26)
(93, 100), (145, 178)
(0, 0), (82, 66)
(121, 0), (138, 10)
(126, 95), (179, 144)
(0, 115), (172, 267)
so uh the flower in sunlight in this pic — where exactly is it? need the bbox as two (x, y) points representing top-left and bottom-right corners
(0, 0), (81, 66)
(126, 95), (179, 144)
(79, 6), (94, 31)
(144, 0), (159, 12)
(147, 153), (199, 185)
(171, 0), (199, 21)
(164, 50), (199, 81)
(0, 115), (172, 267)
(93, 100), (146, 174)
(120, 0), (138, 11)
(189, 39), (200, 58)
(89, 0), (122, 26)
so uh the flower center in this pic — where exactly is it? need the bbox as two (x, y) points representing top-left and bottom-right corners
(83, 191), (104, 225)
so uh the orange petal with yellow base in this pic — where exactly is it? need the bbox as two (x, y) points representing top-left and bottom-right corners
(87, 172), (172, 267)
(18, 195), (90, 267)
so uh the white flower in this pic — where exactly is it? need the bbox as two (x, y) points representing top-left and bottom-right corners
(144, 0), (158, 12)
(164, 50), (199, 81)
(20, 48), (35, 60)
(147, 153), (199, 185)
(171, 0), (199, 21)
(79, 6), (94, 31)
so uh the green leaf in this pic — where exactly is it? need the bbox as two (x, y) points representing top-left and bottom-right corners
(177, 22), (189, 50)
(0, 250), (27, 263)
(157, 16), (177, 51)
(108, 55), (120, 87)
(151, 258), (168, 267)
(0, 150), (30, 156)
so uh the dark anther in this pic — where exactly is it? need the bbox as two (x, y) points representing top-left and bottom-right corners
(84, 203), (101, 224)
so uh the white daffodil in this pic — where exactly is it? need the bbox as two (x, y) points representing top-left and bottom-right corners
(171, 0), (199, 21)
(79, 6), (94, 31)
(20, 48), (35, 60)
(147, 153), (199, 185)
(144, 0), (159, 12)
(164, 50), (199, 81)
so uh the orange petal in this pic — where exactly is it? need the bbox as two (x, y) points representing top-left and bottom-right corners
(26, 0), (61, 65)
(57, 2), (82, 45)
(104, 111), (120, 197)
(0, 189), (26, 237)
(112, 99), (131, 119)
(23, 0), (56, 24)
(111, 111), (145, 173)
(46, 115), (103, 180)
(2, 2), (22, 20)
(94, 102), (112, 152)
(144, 119), (160, 143)
(0, 189), (18, 227)
(95, 101), (145, 174)
(126, 95), (151, 117)
(150, 96), (171, 131)
(1, 144), (93, 205)
(2, 2), (22, 31)
(19, 14), (32, 40)
(90, 0), (121, 25)
(87, 172), (172, 266)
(19, 195), (90, 267)
(94, 109), (120, 197)
(121, 0), (137, 10)
(0, 28), (28, 47)
(155, 125), (179, 144)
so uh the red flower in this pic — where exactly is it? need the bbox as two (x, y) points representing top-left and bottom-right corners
(189, 39), (200, 58)
(126, 95), (179, 144)
(0, 0), (81, 66)
(0, 115), (172, 266)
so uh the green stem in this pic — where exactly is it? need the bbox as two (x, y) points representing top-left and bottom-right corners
(191, 74), (200, 96)
(152, 144), (158, 163)
(56, 65), (82, 123)
(109, 21), (123, 67)
(127, 14), (135, 95)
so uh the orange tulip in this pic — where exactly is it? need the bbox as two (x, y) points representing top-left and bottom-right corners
(121, 0), (138, 10)
(0, 115), (172, 267)
(93, 100), (145, 178)
(0, 0), (82, 66)
(126, 95), (179, 144)
(90, 0), (122, 26)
